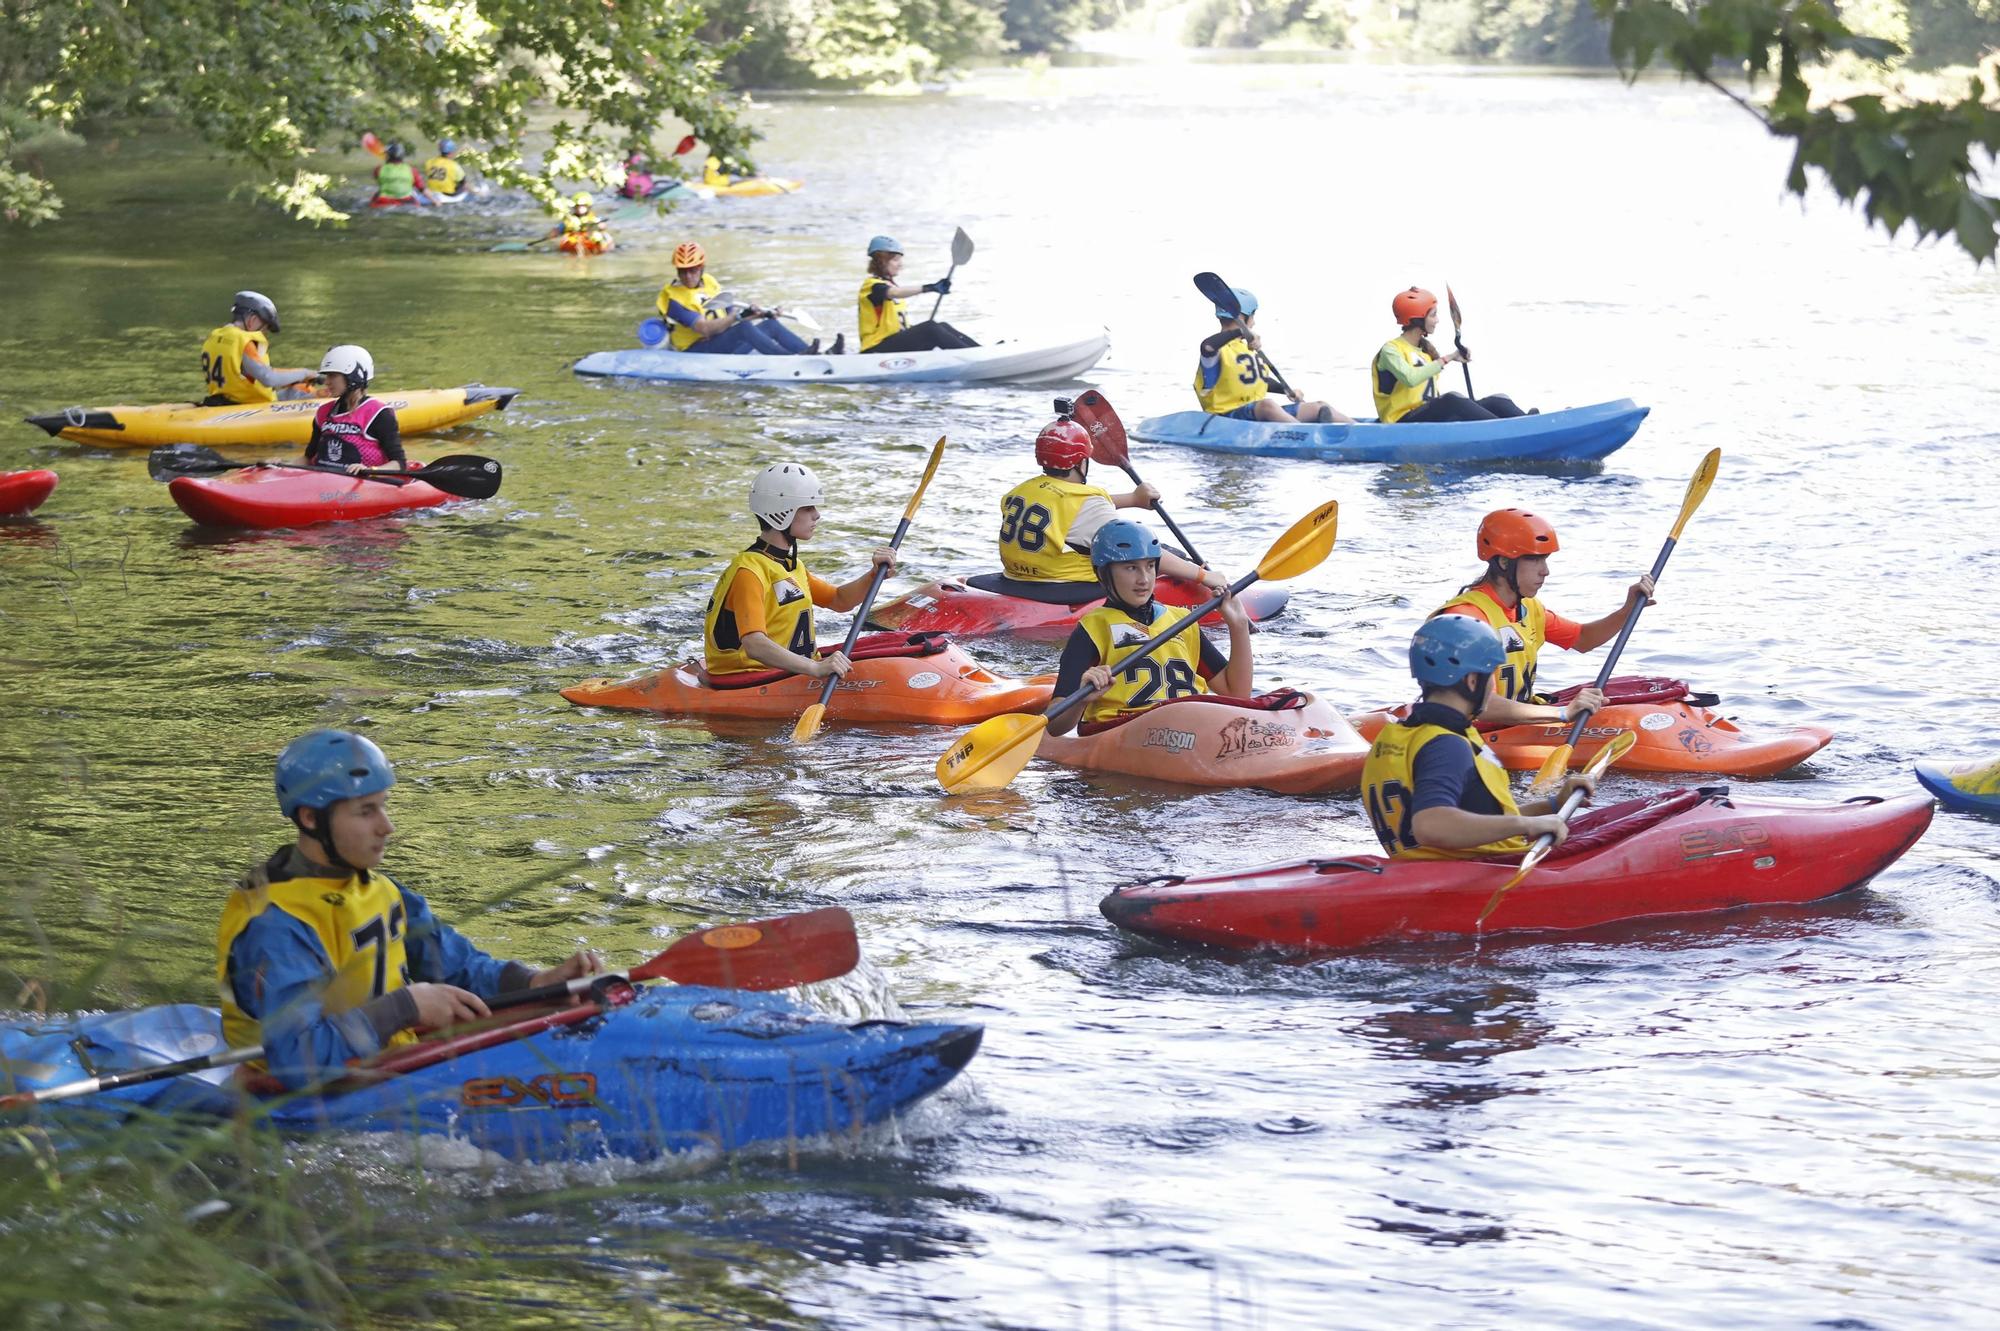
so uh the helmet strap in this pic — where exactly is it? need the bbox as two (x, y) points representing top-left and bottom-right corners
(295, 808), (359, 877)
(1463, 672), (1494, 721)
(1493, 557), (1523, 606)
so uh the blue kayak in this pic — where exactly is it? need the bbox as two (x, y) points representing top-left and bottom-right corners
(1914, 757), (2000, 816)
(0, 987), (981, 1163)
(1131, 398), (1648, 465)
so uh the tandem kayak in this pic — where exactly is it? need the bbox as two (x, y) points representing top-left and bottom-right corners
(0, 986), (982, 1164)
(1131, 398), (1648, 465)
(1348, 677), (1832, 779)
(1042, 692), (1370, 794)
(26, 385), (521, 449)
(1100, 789), (1934, 953)
(168, 465), (460, 530)
(561, 631), (1052, 726)
(573, 329), (1109, 386)
(1914, 756), (2000, 816)
(866, 571), (1289, 639)
(0, 469), (59, 516)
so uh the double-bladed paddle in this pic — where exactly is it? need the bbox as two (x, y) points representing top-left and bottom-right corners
(929, 227), (974, 321)
(935, 500), (1338, 793)
(1523, 448), (1721, 798)
(793, 437), (947, 743)
(1477, 731), (1638, 923)
(1192, 271), (1295, 399)
(1068, 390), (1202, 566)
(1446, 285), (1475, 398)
(147, 445), (504, 500)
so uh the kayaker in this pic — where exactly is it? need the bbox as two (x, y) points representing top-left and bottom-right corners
(371, 142), (433, 206)
(219, 729), (604, 1089)
(304, 345), (406, 474)
(1001, 411), (1227, 592)
(858, 236), (977, 353)
(1375, 288), (1529, 423)
(620, 149), (655, 200)
(550, 192), (613, 252)
(1431, 508), (1656, 726)
(704, 463), (898, 680)
(422, 139), (465, 199)
(659, 242), (827, 355)
(1360, 618), (1598, 858)
(1047, 520), (1251, 737)
(1195, 288), (1349, 424)
(702, 154), (740, 188)
(199, 291), (318, 406)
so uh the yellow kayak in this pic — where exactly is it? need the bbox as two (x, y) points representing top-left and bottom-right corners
(25, 385), (522, 449)
(709, 177), (802, 197)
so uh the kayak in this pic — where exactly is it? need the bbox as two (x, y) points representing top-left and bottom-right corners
(558, 232), (614, 255)
(168, 465), (458, 530)
(573, 329), (1110, 386)
(1348, 678), (1832, 779)
(867, 571), (1289, 639)
(709, 177), (802, 197)
(1914, 756), (2000, 816)
(369, 194), (424, 208)
(26, 385), (522, 449)
(1100, 790), (1934, 953)
(561, 631), (1053, 725)
(0, 468), (58, 516)
(1131, 398), (1648, 465)
(1041, 691), (1369, 794)
(0, 985), (982, 1164)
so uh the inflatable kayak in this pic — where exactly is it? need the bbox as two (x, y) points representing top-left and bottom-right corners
(0, 468), (58, 516)
(1914, 756), (2000, 816)
(168, 465), (458, 530)
(867, 571), (1289, 639)
(1131, 398), (1647, 466)
(1042, 691), (1370, 794)
(558, 232), (614, 255)
(0, 985), (981, 1164)
(1100, 789), (1933, 952)
(1348, 678), (1832, 779)
(561, 631), (1052, 725)
(573, 329), (1109, 386)
(26, 385), (521, 449)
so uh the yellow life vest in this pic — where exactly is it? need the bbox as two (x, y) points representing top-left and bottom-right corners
(1432, 586), (1547, 703)
(1077, 602), (1209, 724)
(215, 861), (417, 1068)
(424, 156), (465, 196)
(562, 210), (602, 236)
(858, 274), (907, 351)
(704, 543), (816, 675)
(1372, 335), (1441, 423)
(200, 324), (274, 405)
(703, 156), (729, 186)
(657, 272), (721, 351)
(1193, 334), (1269, 415)
(999, 475), (1110, 583)
(1360, 720), (1529, 860)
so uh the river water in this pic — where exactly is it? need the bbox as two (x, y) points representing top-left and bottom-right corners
(2, 59), (1998, 1329)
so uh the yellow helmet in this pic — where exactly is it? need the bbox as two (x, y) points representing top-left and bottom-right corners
(572, 191), (593, 208)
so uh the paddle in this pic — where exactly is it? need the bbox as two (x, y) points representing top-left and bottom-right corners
(1446, 284), (1475, 397)
(928, 227), (974, 321)
(0, 908), (859, 1113)
(362, 131), (385, 158)
(147, 445), (504, 500)
(935, 499), (1338, 793)
(793, 437), (947, 743)
(1192, 271), (1296, 400)
(1069, 390), (1202, 567)
(1477, 730), (1638, 924)
(490, 234), (557, 253)
(1524, 447), (1722, 798)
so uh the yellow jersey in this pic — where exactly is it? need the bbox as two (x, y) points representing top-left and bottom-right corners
(1360, 717), (1529, 860)
(1372, 335), (1443, 422)
(858, 274), (908, 351)
(423, 156), (465, 196)
(200, 324), (274, 405)
(1077, 602), (1208, 724)
(704, 544), (817, 675)
(1432, 587), (1547, 703)
(999, 475), (1110, 583)
(658, 273), (722, 351)
(1193, 334), (1270, 415)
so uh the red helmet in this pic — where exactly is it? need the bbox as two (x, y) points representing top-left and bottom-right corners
(1392, 287), (1437, 325)
(1477, 508), (1560, 561)
(1035, 419), (1092, 470)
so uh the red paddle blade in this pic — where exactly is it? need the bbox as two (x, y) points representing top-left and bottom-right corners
(674, 133), (698, 155)
(642, 907), (859, 990)
(1447, 284), (1464, 326)
(1071, 389), (1129, 467)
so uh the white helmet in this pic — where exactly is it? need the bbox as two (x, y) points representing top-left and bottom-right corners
(749, 462), (823, 531)
(318, 344), (374, 388)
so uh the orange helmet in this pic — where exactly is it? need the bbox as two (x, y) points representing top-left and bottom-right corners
(1477, 509), (1560, 561)
(672, 241), (706, 269)
(1392, 287), (1437, 325)
(1035, 419), (1092, 470)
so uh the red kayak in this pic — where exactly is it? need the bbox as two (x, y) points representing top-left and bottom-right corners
(0, 469), (58, 516)
(1100, 790), (1933, 953)
(168, 465), (455, 529)
(867, 571), (1288, 638)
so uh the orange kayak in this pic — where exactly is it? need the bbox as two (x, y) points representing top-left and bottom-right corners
(1041, 691), (1369, 794)
(561, 633), (1051, 726)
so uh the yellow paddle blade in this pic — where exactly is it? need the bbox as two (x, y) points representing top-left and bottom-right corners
(1586, 728), (1639, 775)
(936, 713), (1050, 793)
(1527, 722), (1640, 797)
(1525, 745), (1574, 800)
(791, 703), (827, 744)
(1254, 499), (1339, 581)
(1670, 447), (1721, 540)
(902, 436), (946, 520)
(1484, 730), (1639, 920)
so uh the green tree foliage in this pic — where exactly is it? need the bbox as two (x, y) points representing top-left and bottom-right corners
(1184, 0), (1352, 48)
(0, 0), (753, 227)
(705, 0), (1006, 87)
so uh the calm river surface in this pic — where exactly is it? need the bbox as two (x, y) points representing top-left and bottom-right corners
(3, 59), (1998, 1330)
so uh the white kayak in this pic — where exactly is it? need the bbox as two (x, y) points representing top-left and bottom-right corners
(572, 329), (1110, 386)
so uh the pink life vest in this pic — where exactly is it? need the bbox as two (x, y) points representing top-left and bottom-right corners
(313, 396), (389, 467)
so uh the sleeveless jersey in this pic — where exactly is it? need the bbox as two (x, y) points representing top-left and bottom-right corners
(858, 275), (907, 351)
(1361, 719), (1529, 860)
(1372, 336), (1441, 423)
(200, 324), (274, 405)
(1193, 334), (1270, 415)
(999, 475), (1110, 582)
(423, 156), (465, 196)
(375, 161), (420, 199)
(658, 273), (722, 351)
(1077, 602), (1209, 724)
(1432, 586), (1548, 703)
(704, 545), (815, 675)
(311, 397), (391, 467)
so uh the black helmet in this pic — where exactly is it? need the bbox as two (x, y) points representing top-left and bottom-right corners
(385, 142), (406, 162)
(231, 290), (280, 333)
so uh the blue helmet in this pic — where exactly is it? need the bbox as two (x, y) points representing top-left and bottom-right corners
(866, 234), (903, 256)
(439, 138), (457, 155)
(276, 730), (395, 819)
(1409, 616), (1506, 687)
(1215, 287), (1258, 320)
(1090, 519), (1162, 571)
